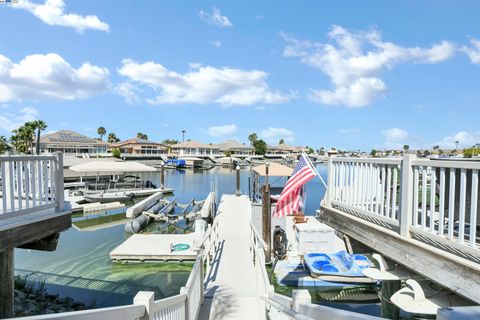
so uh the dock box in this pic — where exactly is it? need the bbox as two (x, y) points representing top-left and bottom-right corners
(295, 222), (336, 254)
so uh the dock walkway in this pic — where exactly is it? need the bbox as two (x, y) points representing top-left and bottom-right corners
(199, 195), (259, 320)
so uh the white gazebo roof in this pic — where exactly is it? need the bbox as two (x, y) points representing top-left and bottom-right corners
(69, 160), (158, 173)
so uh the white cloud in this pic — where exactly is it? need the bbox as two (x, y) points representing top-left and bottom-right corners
(436, 131), (480, 149)
(13, 0), (109, 33)
(282, 26), (455, 107)
(199, 7), (232, 28)
(0, 53), (109, 102)
(381, 128), (410, 149)
(462, 38), (480, 64)
(117, 59), (290, 106)
(310, 77), (386, 107)
(207, 124), (237, 137)
(260, 127), (295, 144)
(210, 41), (222, 48)
(115, 82), (141, 104)
(0, 106), (39, 132)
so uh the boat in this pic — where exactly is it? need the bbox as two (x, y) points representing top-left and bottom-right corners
(84, 192), (133, 203)
(304, 251), (374, 284)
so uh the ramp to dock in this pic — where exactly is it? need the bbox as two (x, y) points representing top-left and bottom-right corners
(199, 195), (259, 320)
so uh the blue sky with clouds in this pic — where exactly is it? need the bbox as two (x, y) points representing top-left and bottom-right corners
(0, 0), (479, 150)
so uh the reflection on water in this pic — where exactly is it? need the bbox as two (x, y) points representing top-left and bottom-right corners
(15, 166), (330, 308)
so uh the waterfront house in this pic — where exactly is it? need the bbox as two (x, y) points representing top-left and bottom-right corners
(39, 130), (109, 157)
(267, 143), (301, 155)
(215, 140), (254, 157)
(110, 138), (167, 157)
(170, 140), (220, 157)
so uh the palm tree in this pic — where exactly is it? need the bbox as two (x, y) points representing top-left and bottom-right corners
(31, 120), (47, 155)
(108, 132), (120, 143)
(279, 138), (285, 145)
(455, 140), (459, 150)
(181, 130), (186, 142)
(403, 144), (410, 154)
(11, 123), (35, 154)
(97, 127), (106, 140)
(0, 136), (10, 154)
(137, 132), (148, 140)
(248, 133), (257, 146)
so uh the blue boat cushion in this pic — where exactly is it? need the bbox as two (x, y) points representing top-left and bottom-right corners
(304, 250), (372, 277)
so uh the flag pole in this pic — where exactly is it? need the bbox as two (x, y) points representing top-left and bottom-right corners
(301, 151), (327, 188)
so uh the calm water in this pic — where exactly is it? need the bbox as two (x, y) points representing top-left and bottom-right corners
(13, 165), (381, 317)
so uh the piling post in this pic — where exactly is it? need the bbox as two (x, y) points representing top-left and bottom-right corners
(0, 248), (14, 318)
(262, 163), (271, 260)
(380, 280), (401, 319)
(235, 165), (241, 196)
(160, 164), (165, 190)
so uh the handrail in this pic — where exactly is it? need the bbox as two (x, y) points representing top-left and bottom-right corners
(250, 221), (268, 249)
(260, 295), (314, 320)
(332, 157), (402, 165)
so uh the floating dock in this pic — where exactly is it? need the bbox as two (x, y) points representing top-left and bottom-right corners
(110, 233), (201, 262)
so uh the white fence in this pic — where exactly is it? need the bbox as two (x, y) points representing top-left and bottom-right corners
(0, 153), (64, 216)
(325, 155), (480, 255)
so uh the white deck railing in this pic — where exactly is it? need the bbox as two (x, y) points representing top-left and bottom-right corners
(0, 153), (64, 216)
(325, 155), (480, 255)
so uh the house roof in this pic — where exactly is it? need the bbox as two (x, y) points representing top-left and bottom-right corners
(268, 143), (300, 152)
(112, 138), (167, 149)
(40, 130), (108, 146)
(171, 140), (218, 149)
(215, 140), (253, 151)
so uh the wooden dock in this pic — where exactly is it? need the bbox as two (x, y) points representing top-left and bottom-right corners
(199, 195), (260, 320)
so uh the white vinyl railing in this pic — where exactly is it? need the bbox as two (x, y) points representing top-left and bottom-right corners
(328, 158), (401, 225)
(325, 155), (480, 254)
(410, 159), (480, 248)
(0, 153), (64, 216)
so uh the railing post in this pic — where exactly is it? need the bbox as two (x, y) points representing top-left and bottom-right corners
(133, 291), (154, 320)
(325, 156), (334, 207)
(291, 289), (311, 313)
(399, 154), (414, 237)
(55, 152), (65, 212)
(180, 286), (189, 320)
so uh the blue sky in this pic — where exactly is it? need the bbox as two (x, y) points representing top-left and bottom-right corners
(0, 0), (479, 150)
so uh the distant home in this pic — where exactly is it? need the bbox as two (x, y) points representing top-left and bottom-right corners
(267, 143), (300, 154)
(110, 138), (167, 157)
(39, 130), (109, 156)
(215, 140), (254, 156)
(170, 140), (220, 157)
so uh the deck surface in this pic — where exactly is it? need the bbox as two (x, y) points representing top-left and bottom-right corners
(109, 233), (200, 262)
(199, 195), (259, 320)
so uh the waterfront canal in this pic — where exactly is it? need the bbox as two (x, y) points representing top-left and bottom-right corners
(13, 165), (381, 317)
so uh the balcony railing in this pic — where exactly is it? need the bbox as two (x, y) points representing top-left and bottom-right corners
(324, 155), (480, 254)
(0, 153), (64, 216)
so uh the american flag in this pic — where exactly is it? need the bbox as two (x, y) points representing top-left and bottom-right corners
(273, 154), (316, 217)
